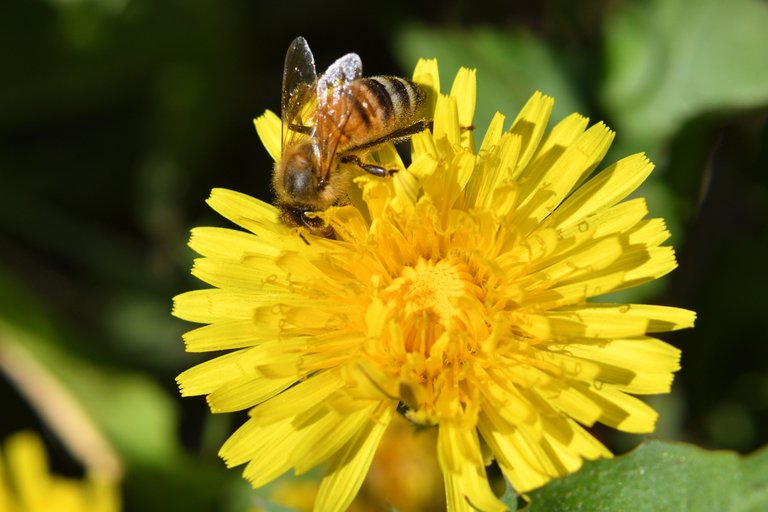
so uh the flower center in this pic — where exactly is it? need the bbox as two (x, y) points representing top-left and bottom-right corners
(374, 257), (489, 424)
(384, 257), (481, 333)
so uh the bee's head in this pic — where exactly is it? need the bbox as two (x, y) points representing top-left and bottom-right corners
(277, 144), (319, 203)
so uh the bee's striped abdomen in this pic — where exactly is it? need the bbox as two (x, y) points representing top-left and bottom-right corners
(363, 76), (425, 126)
(319, 75), (426, 153)
(358, 77), (395, 124)
(313, 75), (428, 169)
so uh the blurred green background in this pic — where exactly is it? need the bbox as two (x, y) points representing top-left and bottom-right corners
(1, 0), (767, 510)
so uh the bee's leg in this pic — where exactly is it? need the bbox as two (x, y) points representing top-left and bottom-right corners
(348, 120), (433, 153)
(387, 120), (433, 141)
(338, 119), (475, 177)
(338, 120), (434, 176)
(340, 155), (393, 177)
(397, 120), (474, 134)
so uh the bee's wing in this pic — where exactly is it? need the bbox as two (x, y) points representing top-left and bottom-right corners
(317, 52), (363, 98)
(281, 36), (318, 150)
(315, 52), (362, 178)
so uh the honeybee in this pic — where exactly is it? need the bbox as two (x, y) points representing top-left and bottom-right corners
(273, 36), (431, 238)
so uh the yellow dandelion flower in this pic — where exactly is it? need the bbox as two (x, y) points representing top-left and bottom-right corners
(173, 59), (695, 511)
(0, 432), (120, 512)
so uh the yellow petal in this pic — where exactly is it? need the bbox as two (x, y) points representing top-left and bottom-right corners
(188, 226), (279, 260)
(550, 153), (654, 231)
(587, 386), (660, 432)
(191, 257), (286, 291)
(219, 416), (291, 467)
(206, 188), (291, 240)
(478, 111), (506, 154)
(521, 303), (696, 339)
(293, 404), (379, 474)
(254, 109), (282, 162)
(240, 419), (304, 486)
(450, 67), (477, 150)
(314, 404), (394, 512)
(207, 373), (295, 413)
(5, 432), (49, 509)
(438, 425), (507, 512)
(249, 371), (346, 425)
(466, 131), (521, 211)
(412, 58), (440, 113)
(177, 338), (305, 396)
(515, 122), (615, 230)
(433, 94), (461, 154)
(182, 319), (273, 352)
(508, 92), (554, 179)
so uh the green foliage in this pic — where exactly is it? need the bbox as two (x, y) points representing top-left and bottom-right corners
(527, 440), (768, 512)
(603, 0), (768, 154)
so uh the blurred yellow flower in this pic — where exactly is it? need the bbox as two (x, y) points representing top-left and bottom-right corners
(0, 431), (120, 512)
(174, 59), (695, 511)
(268, 414), (444, 512)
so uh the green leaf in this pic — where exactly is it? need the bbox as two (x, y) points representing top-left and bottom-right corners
(499, 480), (520, 511)
(395, 26), (584, 136)
(602, 0), (768, 153)
(526, 440), (768, 511)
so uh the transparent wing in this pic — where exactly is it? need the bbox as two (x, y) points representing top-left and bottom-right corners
(315, 52), (363, 177)
(281, 36), (317, 150)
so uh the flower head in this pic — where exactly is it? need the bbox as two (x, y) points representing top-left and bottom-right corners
(174, 59), (695, 511)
